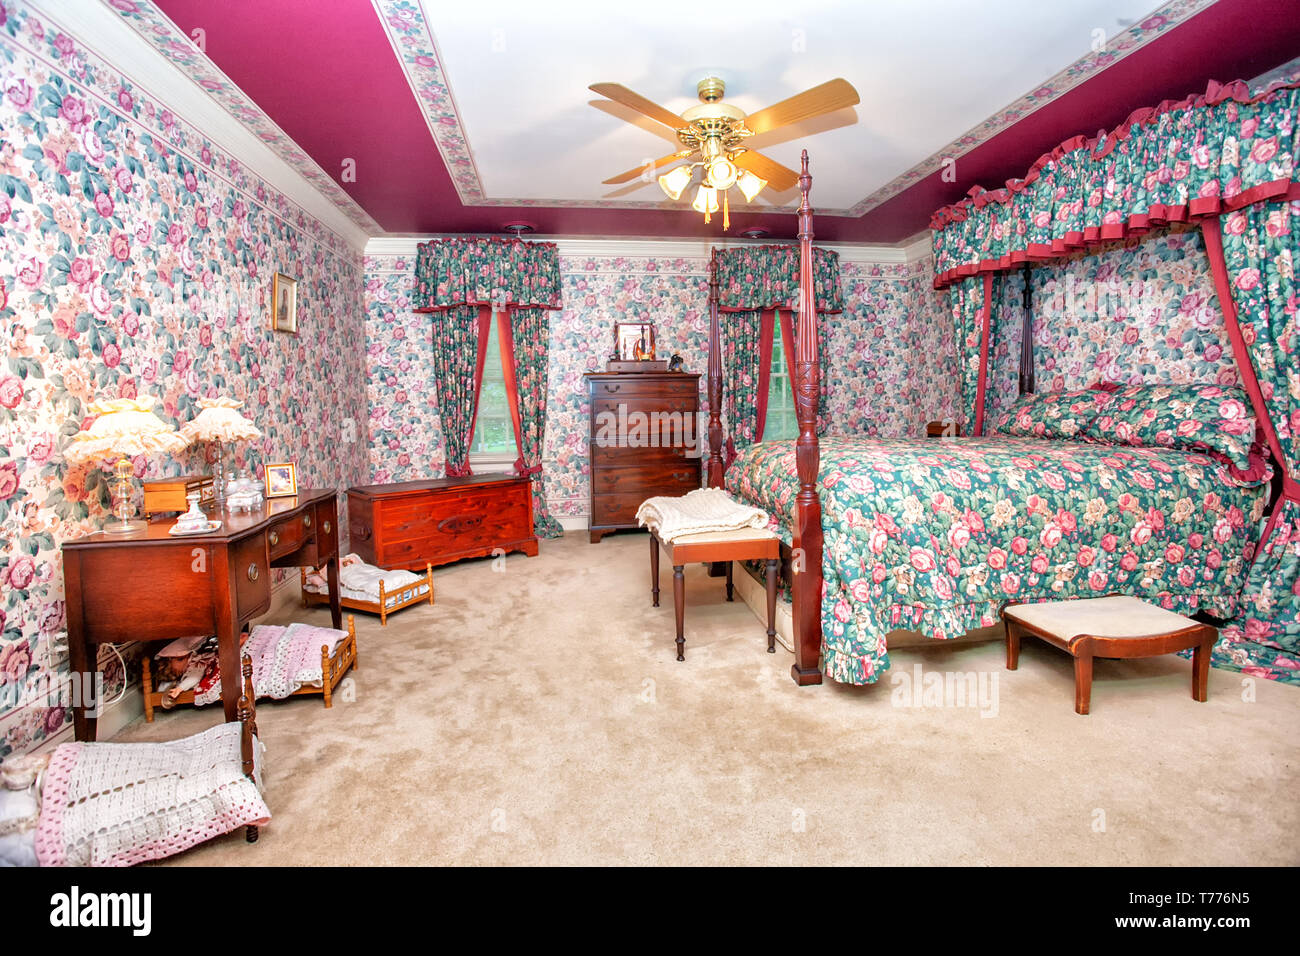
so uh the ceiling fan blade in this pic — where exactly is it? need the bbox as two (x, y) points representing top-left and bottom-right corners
(744, 78), (860, 137)
(734, 150), (799, 193)
(602, 153), (689, 185)
(589, 83), (684, 131)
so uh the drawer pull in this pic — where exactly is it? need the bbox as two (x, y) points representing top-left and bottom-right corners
(323, 520), (331, 534)
(247, 563), (260, 582)
(673, 472), (692, 481)
(603, 384), (621, 394)
(303, 514), (312, 528)
(269, 531), (279, 547)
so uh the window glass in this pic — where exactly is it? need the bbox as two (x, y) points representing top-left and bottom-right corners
(471, 316), (516, 456)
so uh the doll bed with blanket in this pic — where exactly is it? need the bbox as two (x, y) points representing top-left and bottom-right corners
(302, 553), (434, 625)
(0, 656), (266, 867)
(141, 615), (357, 719)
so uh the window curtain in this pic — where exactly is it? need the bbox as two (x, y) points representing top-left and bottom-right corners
(412, 237), (561, 482)
(930, 78), (1300, 289)
(947, 273), (992, 433)
(714, 244), (842, 456)
(775, 308), (832, 435)
(499, 307), (563, 538)
(1200, 197), (1300, 684)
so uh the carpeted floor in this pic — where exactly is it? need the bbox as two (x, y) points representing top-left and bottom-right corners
(119, 531), (1300, 866)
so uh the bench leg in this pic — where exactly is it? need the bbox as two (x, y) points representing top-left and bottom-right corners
(650, 533), (660, 608)
(1005, 622), (1020, 670)
(765, 559), (778, 653)
(1074, 653), (1093, 715)
(725, 561), (734, 601)
(245, 824), (259, 844)
(1192, 636), (1211, 702)
(673, 565), (685, 661)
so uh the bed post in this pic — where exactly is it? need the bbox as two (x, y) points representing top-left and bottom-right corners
(707, 248), (724, 489)
(1018, 263), (1035, 395)
(790, 150), (823, 686)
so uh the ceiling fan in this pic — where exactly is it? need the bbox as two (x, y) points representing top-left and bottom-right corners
(590, 75), (859, 228)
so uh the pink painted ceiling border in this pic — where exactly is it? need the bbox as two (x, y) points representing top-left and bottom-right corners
(374, 0), (1219, 216)
(103, 0), (382, 234)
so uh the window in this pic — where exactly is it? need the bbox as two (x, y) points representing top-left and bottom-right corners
(470, 316), (516, 458)
(763, 347), (798, 441)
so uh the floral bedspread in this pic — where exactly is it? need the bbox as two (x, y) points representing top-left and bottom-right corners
(726, 437), (1271, 685)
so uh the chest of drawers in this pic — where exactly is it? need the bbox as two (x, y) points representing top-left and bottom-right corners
(585, 372), (702, 543)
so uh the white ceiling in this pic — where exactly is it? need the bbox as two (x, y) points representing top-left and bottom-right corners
(427, 0), (1166, 210)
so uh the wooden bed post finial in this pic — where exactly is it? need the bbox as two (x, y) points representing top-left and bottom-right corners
(707, 248), (724, 488)
(791, 149), (823, 686)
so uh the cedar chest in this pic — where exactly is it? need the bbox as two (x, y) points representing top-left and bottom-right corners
(347, 475), (539, 570)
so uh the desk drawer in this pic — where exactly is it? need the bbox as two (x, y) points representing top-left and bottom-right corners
(314, 500), (338, 559)
(267, 514), (307, 558)
(234, 534), (271, 620)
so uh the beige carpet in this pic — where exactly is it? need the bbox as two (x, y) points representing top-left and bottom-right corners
(116, 532), (1300, 866)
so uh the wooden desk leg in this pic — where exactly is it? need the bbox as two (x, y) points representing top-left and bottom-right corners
(765, 558), (778, 653)
(326, 553), (342, 631)
(673, 565), (685, 661)
(1074, 653), (1093, 715)
(212, 547), (243, 724)
(650, 533), (660, 608)
(64, 552), (97, 742)
(1005, 622), (1020, 670)
(725, 561), (734, 601)
(1192, 630), (1213, 702)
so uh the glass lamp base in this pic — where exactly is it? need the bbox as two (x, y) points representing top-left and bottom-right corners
(103, 518), (147, 534)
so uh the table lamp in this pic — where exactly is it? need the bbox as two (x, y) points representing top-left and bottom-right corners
(64, 396), (189, 533)
(180, 396), (262, 509)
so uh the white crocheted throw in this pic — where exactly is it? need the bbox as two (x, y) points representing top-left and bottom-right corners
(34, 722), (268, 867)
(636, 487), (769, 543)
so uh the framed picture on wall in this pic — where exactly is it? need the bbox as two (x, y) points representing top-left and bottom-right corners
(264, 462), (298, 498)
(614, 322), (655, 361)
(270, 272), (298, 333)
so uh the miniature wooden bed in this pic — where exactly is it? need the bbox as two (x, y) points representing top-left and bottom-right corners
(300, 563), (434, 625)
(141, 615), (358, 720)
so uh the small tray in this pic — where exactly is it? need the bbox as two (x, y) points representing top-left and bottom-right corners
(168, 519), (222, 536)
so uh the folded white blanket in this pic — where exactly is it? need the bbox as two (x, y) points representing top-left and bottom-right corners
(636, 487), (769, 543)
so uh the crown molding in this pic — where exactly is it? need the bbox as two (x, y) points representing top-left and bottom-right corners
(365, 234), (933, 265)
(34, 0), (370, 251)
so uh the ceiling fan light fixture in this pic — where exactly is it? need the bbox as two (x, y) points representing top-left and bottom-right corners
(737, 169), (767, 202)
(691, 185), (719, 216)
(706, 158), (738, 191)
(657, 165), (693, 201)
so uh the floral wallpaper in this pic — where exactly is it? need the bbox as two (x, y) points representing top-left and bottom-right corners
(0, 0), (368, 756)
(365, 252), (951, 518)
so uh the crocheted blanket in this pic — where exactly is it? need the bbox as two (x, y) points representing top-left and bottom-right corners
(34, 722), (268, 867)
(636, 487), (769, 543)
(194, 623), (350, 707)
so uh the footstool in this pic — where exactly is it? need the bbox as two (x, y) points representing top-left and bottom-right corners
(649, 528), (780, 661)
(1002, 595), (1217, 715)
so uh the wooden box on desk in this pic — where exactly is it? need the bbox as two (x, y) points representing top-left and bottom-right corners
(347, 474), (538, 570)
(142, 474), (214, 515)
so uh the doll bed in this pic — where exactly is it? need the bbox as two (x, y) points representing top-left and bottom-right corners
(301, 558), (434, 625)
(141, 615), (357, 720)
(0, 656), (266, 866)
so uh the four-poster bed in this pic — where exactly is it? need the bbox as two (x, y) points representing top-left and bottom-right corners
(708, 135), (1282, 687)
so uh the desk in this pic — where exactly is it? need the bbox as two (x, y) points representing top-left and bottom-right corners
(62, 488), (341, 741)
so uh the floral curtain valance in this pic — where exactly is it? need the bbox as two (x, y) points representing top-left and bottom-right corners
(412, 237), (562, 312)
(714, 244), (843, 312)
(930, 78), (1300, 289)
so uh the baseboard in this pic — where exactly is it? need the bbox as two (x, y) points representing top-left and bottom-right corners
(733, 564), (795, 654)
(558, 515), (589, 533)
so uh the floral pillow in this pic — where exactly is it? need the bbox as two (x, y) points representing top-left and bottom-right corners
(991, 388), (1114, 439)
(1080, 383), (1257, 468)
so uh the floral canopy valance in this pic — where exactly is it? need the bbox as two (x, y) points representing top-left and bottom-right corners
(412, 237), (562, 312)
(930, 78), (1300, 288)
(714, 244), (843, 312)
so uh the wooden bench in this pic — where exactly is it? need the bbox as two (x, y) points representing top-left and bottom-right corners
(650, 528), (780, 661)
(1002, 595), (1217, 715)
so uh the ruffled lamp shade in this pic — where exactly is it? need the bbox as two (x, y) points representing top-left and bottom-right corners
(65, 397), (189, 533)
(180, 397), (262, 508)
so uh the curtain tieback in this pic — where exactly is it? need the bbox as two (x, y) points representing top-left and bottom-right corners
(515, 459), (542, 477)
(446, 462), (473, 478)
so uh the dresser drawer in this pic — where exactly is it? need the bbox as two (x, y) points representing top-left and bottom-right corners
(233, 534), (271, 620)
(589, 377), (697, 402)
(592, 462), (700, 496)
(591, 442), (697, 467)
(591, 492), (649, 527)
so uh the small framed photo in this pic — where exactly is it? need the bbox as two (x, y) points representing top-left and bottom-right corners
(614, 322), (655, 361)
(263, 462), (298, 498)
(270, 272), (298, 333)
